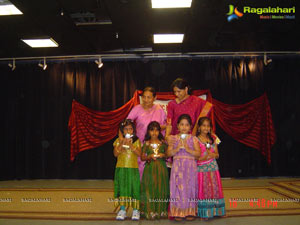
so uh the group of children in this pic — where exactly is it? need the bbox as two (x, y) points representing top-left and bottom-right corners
(113, 114), (225, 221)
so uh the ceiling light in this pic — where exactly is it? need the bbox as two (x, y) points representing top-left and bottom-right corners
(153, 34), (184, 44)
(38, 58), (47, 70)
(0, 1), (23, 15)
(95, 57), (103, 68)
(151, 0), (192, 8)
(8, 58), (16, 71)
(21, 38), (59, 48)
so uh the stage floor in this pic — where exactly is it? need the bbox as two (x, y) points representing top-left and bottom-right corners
(0, 177), (300, 225)
(1, 177), (300, 188)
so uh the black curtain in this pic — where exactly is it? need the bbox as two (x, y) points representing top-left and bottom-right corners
(1, 56), (299, 180)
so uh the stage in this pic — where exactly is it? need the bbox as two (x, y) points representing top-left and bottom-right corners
(1, 177), (300, 224)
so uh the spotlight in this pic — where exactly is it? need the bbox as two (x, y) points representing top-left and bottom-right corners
(38, 57), (47, 70)
(8, 58), (16, 71)
(264, 53), (272, 66)
(95, 57), (103, 68)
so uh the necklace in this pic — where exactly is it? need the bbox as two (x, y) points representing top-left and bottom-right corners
(198, 135), (212, 149)
(199, 134), (209, 142)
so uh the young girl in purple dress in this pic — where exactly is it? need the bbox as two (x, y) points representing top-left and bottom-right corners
(167, 114), (201, 221)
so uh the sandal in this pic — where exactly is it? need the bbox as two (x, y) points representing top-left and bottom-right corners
(186, 216), (195, 221)
(174, 217), (183, 221)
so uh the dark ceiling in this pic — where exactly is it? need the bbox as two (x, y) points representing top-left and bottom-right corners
(0, 0), (299, 58)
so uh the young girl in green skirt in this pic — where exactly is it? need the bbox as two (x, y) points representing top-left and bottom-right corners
(140, 121), (169, 219)
(113, 119), (141, 220)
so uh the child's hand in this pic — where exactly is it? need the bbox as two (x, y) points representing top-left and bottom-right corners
(150, 154), (157, 161)
(166, 118), (172, 133)
(202, 153), (211, 161)
(207, 150), (214, 159)
(167, 135), (176, 146)
(183, 139), (189, 149)
(121, 137), (132, 145)
(156, 153), (164, 159)
(174, 145), (181, 153)
(123, 138), (132, 145)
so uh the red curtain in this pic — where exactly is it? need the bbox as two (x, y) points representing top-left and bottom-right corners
(68, 91), (140, 161)
(68, 91), (276, 164)
(212, 93), (276, 164)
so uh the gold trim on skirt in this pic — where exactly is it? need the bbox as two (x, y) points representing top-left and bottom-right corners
(170, 207), (197, 218)
(114, 197), (139, 210)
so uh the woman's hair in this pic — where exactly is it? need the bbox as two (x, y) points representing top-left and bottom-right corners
(144, 121), (164, 141)
(171, 78), (191, 94)
(177, 114), (192, 126)
(196, 117), (214, 144)
(119, 119), (138, 143)
(143, 86), (156, 97)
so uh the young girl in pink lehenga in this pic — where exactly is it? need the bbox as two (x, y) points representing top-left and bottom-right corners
(196, 117), (225, 219)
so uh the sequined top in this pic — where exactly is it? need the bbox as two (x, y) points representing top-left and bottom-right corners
(113, 138), (141, 168)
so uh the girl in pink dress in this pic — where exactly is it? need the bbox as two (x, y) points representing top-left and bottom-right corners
(196, 117), (225, 219)
(127, 87), (166, 179)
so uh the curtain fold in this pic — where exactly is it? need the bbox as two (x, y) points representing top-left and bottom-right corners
(68, 91), (140, 161)
(213, 93), (276, 164)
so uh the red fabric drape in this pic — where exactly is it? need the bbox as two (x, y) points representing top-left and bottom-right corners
(212, 93), (276, 164)
(68, 91), (140, 161)
(68, 91), (276, 164)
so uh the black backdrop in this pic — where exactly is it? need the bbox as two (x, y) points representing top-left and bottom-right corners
(1, 56), (299, 180)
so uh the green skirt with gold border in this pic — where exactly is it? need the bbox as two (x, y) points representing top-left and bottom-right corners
(114, 167), (140, 209)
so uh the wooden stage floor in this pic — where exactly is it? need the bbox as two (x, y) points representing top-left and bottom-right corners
(0, 177), (299, 222)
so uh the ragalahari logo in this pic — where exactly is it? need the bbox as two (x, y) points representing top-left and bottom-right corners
(227, 5), (244, 22)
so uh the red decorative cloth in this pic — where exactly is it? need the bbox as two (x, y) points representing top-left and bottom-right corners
(68, 91), (139, 161)
(212, 93), (276, 164)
